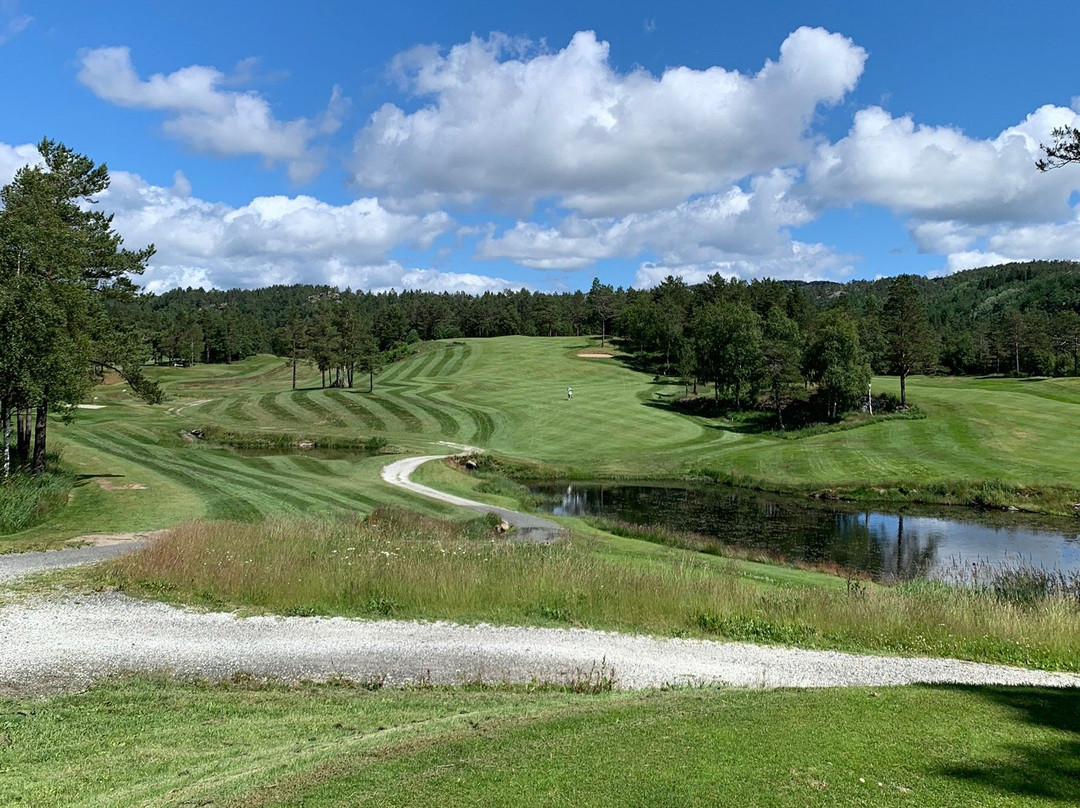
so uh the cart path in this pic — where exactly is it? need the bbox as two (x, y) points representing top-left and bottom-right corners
(381, 453), (566, 543)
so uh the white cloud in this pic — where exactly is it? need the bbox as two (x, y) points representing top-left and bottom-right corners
(353, 27), (865, 215)
(0, 1), (30, 46)
(478, 169), (823, 276)
(0, 141), (42, 184)
(77, 47), (349, 182)
(96, 169), (472, 290)
(808, 104), (1080, 224)
(635, 241), (855, 288)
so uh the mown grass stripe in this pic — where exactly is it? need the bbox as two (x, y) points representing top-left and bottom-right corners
(257, 393), (299, 425)
(400, 347), (442, 382)
(440, 341), (472, 377)
(323, 390), (387, 432)
(426, 344), (456, 378)
(396, 392), (459, 438)
(73, 432), (264, 522)
(461, 405), (496, 446)
(291, 391), (348, 428)
(222, 395), (257, 423)
(362, 394), (423, 433)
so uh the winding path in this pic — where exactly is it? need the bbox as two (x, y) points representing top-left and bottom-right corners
(0, 455), (1077, 694)
(380, 454), (565, 543)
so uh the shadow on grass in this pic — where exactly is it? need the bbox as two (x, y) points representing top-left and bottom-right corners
(940, 685), (1080, 803)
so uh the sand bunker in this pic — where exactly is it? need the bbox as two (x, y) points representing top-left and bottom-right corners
(577, 352), (613, 358)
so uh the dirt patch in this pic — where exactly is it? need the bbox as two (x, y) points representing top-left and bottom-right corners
(65, 529), (169, 547)
(94, 478), (147, 491)
(577, 352), (614, 358)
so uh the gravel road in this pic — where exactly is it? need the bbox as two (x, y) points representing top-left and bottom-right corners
(2, 456), (1077, 695)
(3, 591), (1079, 693)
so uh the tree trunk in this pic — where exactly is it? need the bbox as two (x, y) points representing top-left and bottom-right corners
(16, 406), (30, 467)
(1, 400), (10, 481)
(899, 371), (907, 408)
(369, 370), (374, 393)
(292, 357), (297, 390)
(32, 399), (48, 476)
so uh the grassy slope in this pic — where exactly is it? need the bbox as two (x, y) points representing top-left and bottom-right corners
(2, 678), (1077, 807)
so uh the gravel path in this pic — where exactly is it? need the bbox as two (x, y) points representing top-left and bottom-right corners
(1, 458), (1077, 695)
(0, 541), (145, 584)
(381, 454), (565, 543)
(3, 591), (1078, 693)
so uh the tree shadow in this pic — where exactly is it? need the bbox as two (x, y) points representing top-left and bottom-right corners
(937, 684), (1080, 803)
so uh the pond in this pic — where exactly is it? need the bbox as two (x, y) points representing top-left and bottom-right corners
(529, 482), (1080, 581)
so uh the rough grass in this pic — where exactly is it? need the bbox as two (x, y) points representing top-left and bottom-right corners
(0, 470), (75, 535)
(2, 678), (1078, 808)
(96, 510), (1080, 671)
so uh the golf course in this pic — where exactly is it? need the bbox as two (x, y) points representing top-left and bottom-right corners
(2, 336), (1080, 806)
(16, 335), (1080, 550)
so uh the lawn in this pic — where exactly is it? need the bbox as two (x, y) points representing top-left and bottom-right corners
(2, 677), (1076, 807)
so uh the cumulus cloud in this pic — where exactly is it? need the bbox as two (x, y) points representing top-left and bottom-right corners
(353, 27), (866, 215)
(808, 103), (1080, 275)
(808, 104), (1080, 224)
(77, 47), (349, 182)
(635, 240), (856, 288)
(96, 169), (478, 290)
(479, 169), (817, 272)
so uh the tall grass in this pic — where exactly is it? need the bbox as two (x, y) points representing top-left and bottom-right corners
(99, 509), (1080, 671)
(0, 471), (74, 535)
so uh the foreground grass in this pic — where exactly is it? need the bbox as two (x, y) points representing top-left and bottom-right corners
(2, 677), (1077, 807)
(94, 511), (1080, 671)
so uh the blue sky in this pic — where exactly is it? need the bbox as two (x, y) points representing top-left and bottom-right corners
(2, 0), (1079, 294)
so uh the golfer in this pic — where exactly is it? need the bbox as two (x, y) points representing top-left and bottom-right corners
(567, 387), (573, 400)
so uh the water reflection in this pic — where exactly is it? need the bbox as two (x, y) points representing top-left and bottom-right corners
(535, 483), (1080, 581)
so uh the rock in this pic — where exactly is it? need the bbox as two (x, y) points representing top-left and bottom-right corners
(298, 439), (315, 449)
(465, 459), (478, 470)
(496, 521), (510, 533)
(190, 428), (205, 439)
